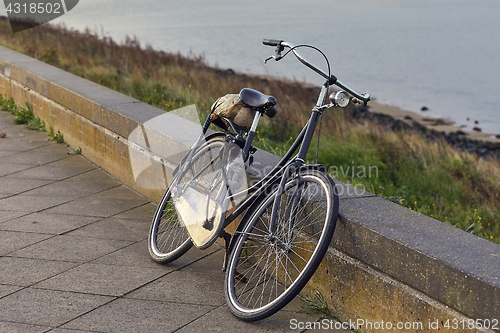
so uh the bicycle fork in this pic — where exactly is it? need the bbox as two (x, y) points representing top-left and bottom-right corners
(266, 161), (305, 251)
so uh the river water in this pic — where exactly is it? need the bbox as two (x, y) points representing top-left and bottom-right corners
(29, 0), (500, 135)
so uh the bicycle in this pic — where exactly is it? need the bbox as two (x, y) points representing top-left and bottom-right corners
(148, 39), (370, 321)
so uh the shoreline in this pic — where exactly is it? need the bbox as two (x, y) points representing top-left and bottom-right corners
(368, 100), (500, 143)
(2, 17), (498, 146)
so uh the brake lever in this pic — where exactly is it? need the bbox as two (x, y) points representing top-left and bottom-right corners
(264, 55), (275, 63)
(264, 44), (285, 63)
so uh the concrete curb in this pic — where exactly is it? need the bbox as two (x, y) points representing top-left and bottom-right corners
(1, 45), (499, 332)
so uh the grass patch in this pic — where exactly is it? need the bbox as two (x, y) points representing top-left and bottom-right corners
(0, 98), (45, 131)
(0, 95), (71, 147)
(13, 101), (46, 131)
(300, 290), (330, 316)
(0, 20), (499, 243)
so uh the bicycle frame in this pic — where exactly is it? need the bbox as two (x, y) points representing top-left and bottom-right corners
(149, 39), (371, 320)
(220, 81), (330, 229)
(218, 40), (369, 231)
(169, 39), (370, 247)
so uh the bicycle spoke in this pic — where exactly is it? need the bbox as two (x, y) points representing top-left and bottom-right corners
(225, 169), (338, 321)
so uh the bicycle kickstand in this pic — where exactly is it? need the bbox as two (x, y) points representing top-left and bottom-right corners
(220, 231), (232, 271)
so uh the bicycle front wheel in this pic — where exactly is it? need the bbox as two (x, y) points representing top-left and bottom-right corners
(225, 168), (338, 321)
(148, 135), (226, 264)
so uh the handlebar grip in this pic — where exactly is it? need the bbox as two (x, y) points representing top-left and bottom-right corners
(262, 39), (283, 47)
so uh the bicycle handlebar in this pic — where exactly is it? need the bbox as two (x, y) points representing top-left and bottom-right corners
(262, 39), (283, 47)
(262, 39), (370, 105)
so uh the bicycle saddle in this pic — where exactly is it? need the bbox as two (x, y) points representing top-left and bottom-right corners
(239, 88), (277, 118)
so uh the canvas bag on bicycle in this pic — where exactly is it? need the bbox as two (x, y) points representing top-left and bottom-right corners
(209, 94), (255, 131)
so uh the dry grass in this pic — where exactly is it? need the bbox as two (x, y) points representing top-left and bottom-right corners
(0, 18), (499, 242)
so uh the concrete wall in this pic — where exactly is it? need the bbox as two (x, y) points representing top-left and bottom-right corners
(0, 45), (498, 333)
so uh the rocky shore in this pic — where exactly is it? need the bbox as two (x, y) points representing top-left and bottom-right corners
(353, 101), (500, 159)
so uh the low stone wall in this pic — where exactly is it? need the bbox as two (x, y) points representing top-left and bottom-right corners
(0, 45), (498, 333)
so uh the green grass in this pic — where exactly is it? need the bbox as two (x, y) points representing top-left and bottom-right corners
(0, 19), (499, 243)
(0, 96), (71, 146)
(306, 122), (500, 241)
(15, 102), (46, 131)
(0, 98), (45, 131)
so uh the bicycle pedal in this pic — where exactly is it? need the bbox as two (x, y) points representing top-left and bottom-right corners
(235, 271), (248, 283)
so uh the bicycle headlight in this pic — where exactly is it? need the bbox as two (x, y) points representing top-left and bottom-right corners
(329, 90), (350, 108)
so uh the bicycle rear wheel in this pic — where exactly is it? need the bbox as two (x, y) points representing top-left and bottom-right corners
(224, 168), (338, 321)
(148, 135), (226, 264)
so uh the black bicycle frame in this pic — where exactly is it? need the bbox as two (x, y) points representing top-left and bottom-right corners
(221, 81), (330, 228)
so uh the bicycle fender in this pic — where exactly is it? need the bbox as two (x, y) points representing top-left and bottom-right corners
(172, 132), (228, 175)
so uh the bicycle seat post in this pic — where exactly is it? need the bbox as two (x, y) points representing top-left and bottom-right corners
(242, 111), (262, 161)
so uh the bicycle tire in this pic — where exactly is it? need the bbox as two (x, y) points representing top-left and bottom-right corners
(224, 167), (338, 321)
(148, 135), (226, 264)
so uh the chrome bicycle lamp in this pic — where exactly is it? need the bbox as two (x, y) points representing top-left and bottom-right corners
(329, 90), (350, 107)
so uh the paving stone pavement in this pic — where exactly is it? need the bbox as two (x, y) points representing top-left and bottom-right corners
(0, 111), (351, 333)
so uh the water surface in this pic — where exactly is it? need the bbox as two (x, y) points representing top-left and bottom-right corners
(36, 0), (500, 134)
